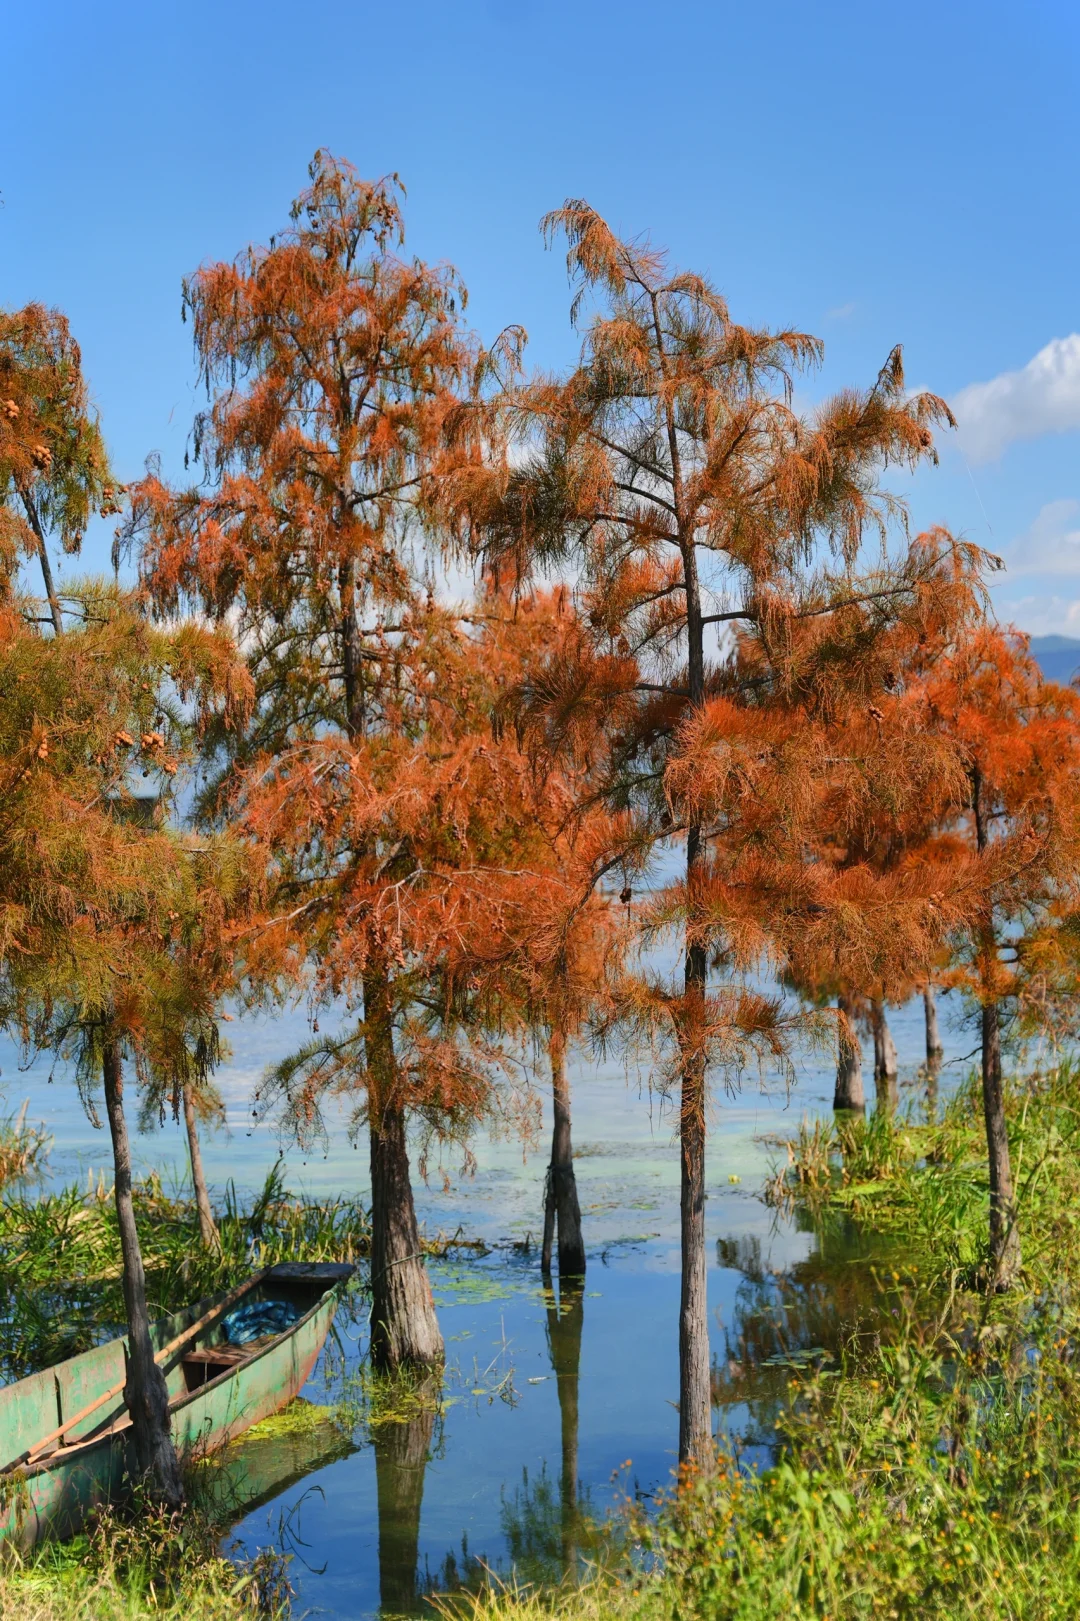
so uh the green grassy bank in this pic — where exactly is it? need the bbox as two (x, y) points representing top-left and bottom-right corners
(0, 1484), (290, 1619)
(0, 1553), (281, 1621)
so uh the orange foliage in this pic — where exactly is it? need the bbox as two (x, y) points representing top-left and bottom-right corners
(465, 201), (1002, 1455)
(916, 623), (1080, 1035)
(0, 585), (257, 1095)
(468, 206), (993, 1102)
(129, 155), (619, 1190)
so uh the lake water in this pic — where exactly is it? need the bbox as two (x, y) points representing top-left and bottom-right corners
(0, 991), (972, 1618)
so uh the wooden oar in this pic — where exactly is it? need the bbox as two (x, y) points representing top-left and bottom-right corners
(3, 1269), (265, 1475)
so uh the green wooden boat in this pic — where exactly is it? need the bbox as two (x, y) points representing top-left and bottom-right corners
(0, 1260), (355, 1547)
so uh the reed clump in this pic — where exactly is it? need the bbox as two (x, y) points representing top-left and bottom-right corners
(0, 1158), (371, 1380)
(0, 1105), (50, 1197)
(768, 1061), (1080, 1291)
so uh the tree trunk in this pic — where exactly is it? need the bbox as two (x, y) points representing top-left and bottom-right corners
(369, 1099), (441, 1368)
(679, 893), (712, 1468)
(870, 998), (899, 1113)
(540, 1174), (555, 1278)
(339, 559), (365, 741)
(924, 1058), (939, 1122)
(20, 488), (63, 637)
(982, 1000), (1020, 1288)
(102, 1038), (184, 1507)
(544, 1277), (583, 1576)
(365, 968), (443, 1371)
(374, 1388), (435, 1614)
(834, 993), (865, 1113)
(923, 983), (943, 1119)
(345, 572), (439, 1365)
(675, 500), (712, 1468)
(972, 763), (1020, 1289)
(541, 1029), (585, 1279)
(924, 982), (944, 1065)
(182, 1085), (221, 1253)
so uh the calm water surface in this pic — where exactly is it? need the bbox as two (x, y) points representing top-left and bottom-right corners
(0, 994), (971, 1618)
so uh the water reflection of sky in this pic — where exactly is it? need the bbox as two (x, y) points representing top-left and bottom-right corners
(0, 988), (974, 1618)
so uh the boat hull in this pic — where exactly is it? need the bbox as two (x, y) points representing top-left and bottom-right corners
(0, 1263), (352, 1547)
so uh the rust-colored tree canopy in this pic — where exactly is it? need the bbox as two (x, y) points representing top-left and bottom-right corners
(128, 153), (602, 1369)
(131, 153), (472, 752)
(0, 582), (255, 1077)
(129, 155), (563, 1149)
(466, 210), (993, 1088)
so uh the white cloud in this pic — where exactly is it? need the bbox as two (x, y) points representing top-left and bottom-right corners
(826, 301), (856, 322)
(983, 500), (1080, 636)
(994, 590), (1080, 638)
(953, 335), (1080, 463)
(997, 498), (1080, 578)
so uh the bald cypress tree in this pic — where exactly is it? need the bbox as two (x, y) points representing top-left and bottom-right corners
(131, 154), (582, 1370)
(467, 206), (988, 1463)
(914, 624), (1080, 1287)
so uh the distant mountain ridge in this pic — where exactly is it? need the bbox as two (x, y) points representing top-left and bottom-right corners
(1028, 635), (1080, 686)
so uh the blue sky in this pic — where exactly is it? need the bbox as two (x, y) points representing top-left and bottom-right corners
(4, 0), (1079, 633)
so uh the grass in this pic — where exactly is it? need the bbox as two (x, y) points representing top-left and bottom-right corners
(0, 1569), (271, 1621)
(438, 1063), (1080, 1620)
(0, 1487), (291, 1619)
(0, 1547), (288, 1619)
(766, 1063), (1080, 1291)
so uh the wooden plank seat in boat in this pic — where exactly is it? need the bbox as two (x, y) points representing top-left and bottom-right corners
(182, 1334), (279, 1389)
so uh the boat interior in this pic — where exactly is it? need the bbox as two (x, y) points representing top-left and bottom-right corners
(175, 1262), (353, 1392)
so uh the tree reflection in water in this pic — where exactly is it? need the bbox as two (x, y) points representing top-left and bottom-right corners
(545, 1272), (583, 1573)
(374, 1381), (437, 1617)
(712, 1222), (910, 1454)
(424, 1276), (594, 1605)
(494, 1275), (594, 1588)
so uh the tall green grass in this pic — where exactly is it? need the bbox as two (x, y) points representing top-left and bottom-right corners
(0, 1157), (371, 1379)
(0, 1570), (271, 1621)
(768, 1063), (1080, 1289)
(0, 1519), (288, 1620)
